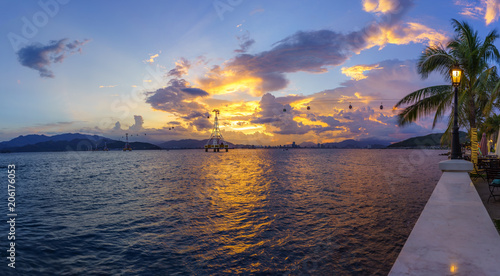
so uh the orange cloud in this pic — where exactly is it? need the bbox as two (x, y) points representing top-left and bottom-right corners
(362, 0), (399, 13)
(341, 64), (383, 81)
(198, 67), (264, 96)
(365, 22), (447, 50)
(293, 116), (328, 127)
(144, 53), (159, 63)
(485, 0), (500, 25)
(167, 58), (191, 78)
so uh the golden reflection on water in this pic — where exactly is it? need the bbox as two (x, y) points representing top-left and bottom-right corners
(162, 149), (446, 274)
(197, 151), (273, 258)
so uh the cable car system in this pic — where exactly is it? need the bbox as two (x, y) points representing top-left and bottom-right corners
(113, 97), (400, 153)
(276, 98), (396, 112)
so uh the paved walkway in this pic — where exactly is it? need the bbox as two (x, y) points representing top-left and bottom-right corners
(472, 175), (500, 220)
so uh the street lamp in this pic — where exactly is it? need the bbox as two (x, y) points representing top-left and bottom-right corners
(450, 65), (462, 159)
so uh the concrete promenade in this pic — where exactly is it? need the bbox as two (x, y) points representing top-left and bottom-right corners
(389, 160), (500, 275)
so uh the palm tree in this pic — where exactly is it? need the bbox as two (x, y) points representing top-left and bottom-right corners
(395, 19), (500, 143)
(482, 113), (500, 139)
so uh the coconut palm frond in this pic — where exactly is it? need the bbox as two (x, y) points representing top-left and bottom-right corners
(397, 87), (452, 127)
(397, 19), (500, 133)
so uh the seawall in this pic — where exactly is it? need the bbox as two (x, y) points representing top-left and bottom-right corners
(389, 160), (500, 275)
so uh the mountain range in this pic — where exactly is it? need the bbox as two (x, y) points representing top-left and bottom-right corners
(319, 139), (390, 149)
(387, 132), (467, 148)
(0, 133), (160, 152)
(0, 132), (461, 153)
(0, 133), (107, 149)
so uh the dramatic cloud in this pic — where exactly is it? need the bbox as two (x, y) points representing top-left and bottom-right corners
(129, 115), (144, 131)
(17, 39), (90, 78)
(131, 0), (449, 145)
(315, 59), (443, 106)
(167, 58), (191, 78)
(145, 79), (209, 119)
(182, 111), (209, 120)
(342, 64), (383, 81)
(196, 0), (445, 97)
(485, 0), (500, 24)
(240, 59), (445, 143)
(113, 121), (122, 131)
(251, 93), (312, 135)
(364, 22), (447, 49)
(192, 117), (212, 131)
(363, 0), (403, 13)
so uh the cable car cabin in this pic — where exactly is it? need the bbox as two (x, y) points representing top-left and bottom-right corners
(349, 104), (352, 109)
(307, 106), (310, 110)
(380, 104), (383, 110)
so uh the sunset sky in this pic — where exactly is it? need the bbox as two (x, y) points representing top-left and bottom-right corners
(1, 0), (500, 145)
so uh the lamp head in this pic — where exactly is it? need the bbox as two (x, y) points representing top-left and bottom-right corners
(450, 65), (462, 87)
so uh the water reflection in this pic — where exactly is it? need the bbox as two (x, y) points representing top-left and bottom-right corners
(0, 149), (447, 275)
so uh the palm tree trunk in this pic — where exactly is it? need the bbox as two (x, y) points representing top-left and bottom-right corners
(469, 94), (478, 164)
(468, 93), (476, 130)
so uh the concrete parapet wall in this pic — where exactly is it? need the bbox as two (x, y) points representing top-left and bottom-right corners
(389, 160), (500, 275)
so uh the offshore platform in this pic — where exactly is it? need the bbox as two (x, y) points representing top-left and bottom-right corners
(205, 109), (228, 152)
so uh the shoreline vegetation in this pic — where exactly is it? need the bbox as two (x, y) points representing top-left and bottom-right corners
(394, 19), (500, 152)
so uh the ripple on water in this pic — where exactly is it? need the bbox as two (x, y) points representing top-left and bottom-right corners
(0, 149), (446, 275)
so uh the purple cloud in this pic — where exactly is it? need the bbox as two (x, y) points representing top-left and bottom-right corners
(167, 58), (191, 78)
(17, 38), (90, 78)
(145, 79), (209, 118)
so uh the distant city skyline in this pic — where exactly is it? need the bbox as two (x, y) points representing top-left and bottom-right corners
(2, 0), (500, 145)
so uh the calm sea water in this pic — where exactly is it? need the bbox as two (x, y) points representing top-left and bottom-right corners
(0, 149), (447, 275)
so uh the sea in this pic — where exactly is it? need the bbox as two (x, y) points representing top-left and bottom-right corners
(0, 149), (447, 275)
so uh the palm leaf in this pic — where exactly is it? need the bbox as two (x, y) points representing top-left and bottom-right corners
(396, 85), (451, 127)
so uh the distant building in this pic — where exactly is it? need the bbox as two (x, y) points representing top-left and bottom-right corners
(292, 142), (297, 148)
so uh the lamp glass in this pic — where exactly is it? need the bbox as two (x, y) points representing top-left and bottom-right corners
(451, 67), (462, 87)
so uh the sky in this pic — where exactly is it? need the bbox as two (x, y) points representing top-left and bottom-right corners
(1, 0), (500, 146)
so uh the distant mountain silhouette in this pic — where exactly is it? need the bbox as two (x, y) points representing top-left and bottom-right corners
(0, 133), (160, 152)
(387, 132), (467, 148)
(0, 133), (108, 149)
(320, 139), (390, 149)
(299, 142), (318, 147)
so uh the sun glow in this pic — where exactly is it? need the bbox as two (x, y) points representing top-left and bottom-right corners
(369, 115), (387, 125)
(201, 75), (263, 96)
(293, 116), (328, 127)
(289, 98), (313, 110)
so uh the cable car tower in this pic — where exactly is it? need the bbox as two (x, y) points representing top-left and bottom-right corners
(205, 109), (228, 152)
(123, 133), (132, 151)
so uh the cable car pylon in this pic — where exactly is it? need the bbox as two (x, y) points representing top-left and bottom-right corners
(204, 109), (228, 152)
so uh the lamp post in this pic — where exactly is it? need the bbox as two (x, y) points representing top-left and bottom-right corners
(450, 65), (462, 159)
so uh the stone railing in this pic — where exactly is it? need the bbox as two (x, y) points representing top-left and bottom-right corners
(389, 160), (500, 275)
